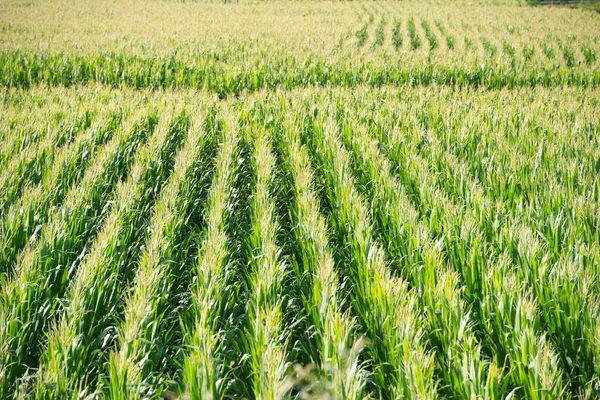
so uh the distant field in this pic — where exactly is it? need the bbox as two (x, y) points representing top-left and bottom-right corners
(1, 0), (600, 399)
(1, 0), (600, 94)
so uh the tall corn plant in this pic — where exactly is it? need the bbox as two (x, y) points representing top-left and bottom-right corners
(0, 105), (85, 190)
(402, 101), (595, 394)
(419, 122), (570, 398)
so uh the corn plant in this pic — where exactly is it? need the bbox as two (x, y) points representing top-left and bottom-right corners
(1, 3), (600, 395)
(355, 23), (369, 48)
(335, 115), (498, 398)
(0, 110), (91, 215)
(361, 94), (579, 397)
(105, 108), (221, 399)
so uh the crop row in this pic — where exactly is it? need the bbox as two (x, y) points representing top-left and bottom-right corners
(1, 51), (599, 97)
(347, 6), (597, 65)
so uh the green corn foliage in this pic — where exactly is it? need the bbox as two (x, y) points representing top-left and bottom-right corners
(106, 107), (223, 399)
(423, 154), (566, 398)
(392, 18), (403, 50)
(502, 40), (517, 59)
(0, 110), (91, 215)
(355, 23), (369, 48)
(0, 109), (157, 398)
(542, 42), (556, 60)
(518, 239), (598, 392)
(1, 63), (600, 400)
(433, 19), (455, 50)
(408, 106), (599, 391)
(368, 110), (556, 368)
(421, 160), (565, 399)
(0, 102), (67, 172)
(522, 44), (535, 61)
(405, 98), (594, 247)
(241, 124), (291, 400)
(1, 50), (599, 94)
(479, 253), (566, 399)
(273, 112), (369, 399)
(408, 17), (422, 50)
(582, 45), (596, 65)
(0, 108), (123, 278)
(465, 124), (593, 253)
(434, 19), (446, 36)
(421, 19), (438, 50)
(1, 0), (597, 96)
(481, 37), (498, 58)
(464, 37), (476, 51)
(337, 118), (499, 399)
(562, 44), (576, 68)
(372, 15), (386, 48)
(446, 35), (456, 50)
(362, 98), (571, 397)
(34, 109), (189, 398)
(302, 114), (436, 399)
(105, 109), (218, 399)
(179, 111), (238, 400)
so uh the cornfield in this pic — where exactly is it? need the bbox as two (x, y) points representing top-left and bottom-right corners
(1, 0), (599, 399)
